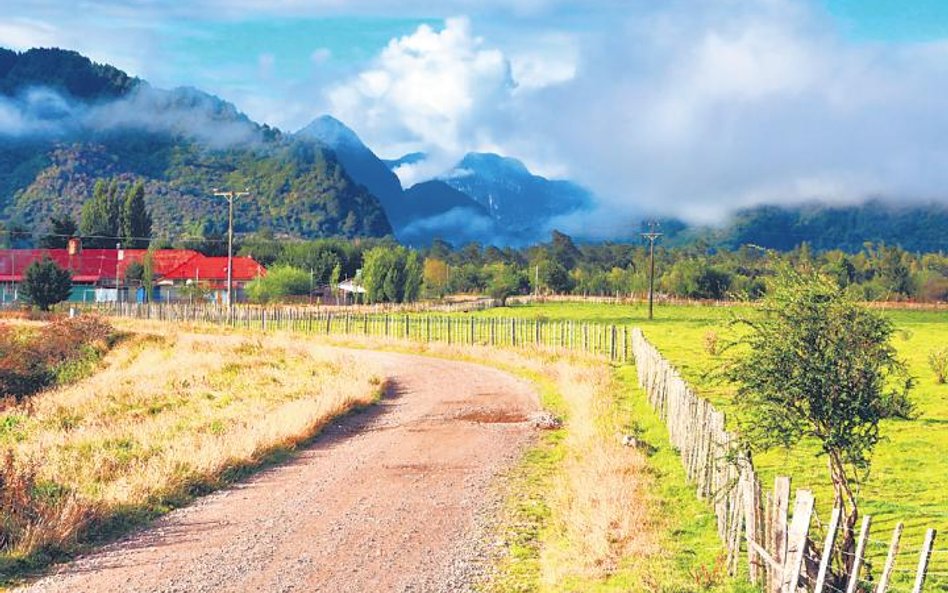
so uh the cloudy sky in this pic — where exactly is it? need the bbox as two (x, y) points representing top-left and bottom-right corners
(3, 0), (948, 229)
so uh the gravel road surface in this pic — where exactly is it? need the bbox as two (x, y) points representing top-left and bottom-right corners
(17, 349), (540, 593)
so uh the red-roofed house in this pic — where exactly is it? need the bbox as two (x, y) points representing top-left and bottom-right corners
(0, 244), (265, 304)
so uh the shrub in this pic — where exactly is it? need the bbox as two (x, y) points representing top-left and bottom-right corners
(930, 348), (948, 384)
(0, 316), (114, 402)
(245, 265), (310, 303)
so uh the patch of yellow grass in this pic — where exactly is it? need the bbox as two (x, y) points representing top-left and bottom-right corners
(0, 322), (385, 559)
(541, 362), (656, 585)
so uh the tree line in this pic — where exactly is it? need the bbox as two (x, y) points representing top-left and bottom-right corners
(233, 229), (946, 304)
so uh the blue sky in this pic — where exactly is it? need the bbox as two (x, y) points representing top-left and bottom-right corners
(3, 1), (948, 227)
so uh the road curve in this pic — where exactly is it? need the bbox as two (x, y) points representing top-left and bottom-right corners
(18, 349), (540, 593)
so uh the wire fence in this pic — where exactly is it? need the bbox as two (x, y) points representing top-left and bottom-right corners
(631, 328), (944, 593)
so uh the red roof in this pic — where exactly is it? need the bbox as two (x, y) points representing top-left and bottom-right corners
(161, 255), (266, 286)
(0, 249), (265, 285)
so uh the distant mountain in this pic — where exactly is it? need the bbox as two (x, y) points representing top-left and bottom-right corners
(0, 48), (392, 241)
(381, 151), (595, 243)
(397, 180), (495, 246)
(442, 153), (592, 232)
(296, 117), (490, 243)
(296, 116), (404, 215)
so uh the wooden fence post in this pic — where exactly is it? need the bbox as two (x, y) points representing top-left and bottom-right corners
(912, 529), (937, 593)
(876, 522), (903, 593)
(813, 506), (842, 593)
(781, 490), (814, 593)
(743, 468), (763, 582)
(772, 477), (791, 593)
(845, 515), (872, 593)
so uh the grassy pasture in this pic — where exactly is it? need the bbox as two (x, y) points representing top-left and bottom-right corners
(470, 301), (948, 581)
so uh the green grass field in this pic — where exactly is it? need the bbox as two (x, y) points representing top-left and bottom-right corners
(470, 301), (948, 583)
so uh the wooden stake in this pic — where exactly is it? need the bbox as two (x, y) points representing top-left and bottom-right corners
(845, 515), (872, 593)
(875, 522), (903, 593)
(813, 507), (842, 593)
(773, 477), (792, 593)
(912, 528), (937, 593)
(781, 489), (814, 593)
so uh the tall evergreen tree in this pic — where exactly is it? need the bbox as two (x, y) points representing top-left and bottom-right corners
(20, 257), (73, 311)
(121, 180), (152, 249)
(80, 179), (121, 248)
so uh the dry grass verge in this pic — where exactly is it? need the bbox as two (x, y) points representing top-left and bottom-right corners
(541, 362), (656, 586)
(0, 323), (385, 578)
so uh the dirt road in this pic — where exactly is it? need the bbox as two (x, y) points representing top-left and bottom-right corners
(18, 349), (540, 593)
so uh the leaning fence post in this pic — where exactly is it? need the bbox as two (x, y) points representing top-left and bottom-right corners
(911, 528), (937, 593)
(876, 522), (903, 593)
(845, 515), (872, 593)
(781, 490), (814, 593)
(813, 507), (842, 593)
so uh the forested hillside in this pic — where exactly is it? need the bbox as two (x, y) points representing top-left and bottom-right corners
(0, 48), (392, 241)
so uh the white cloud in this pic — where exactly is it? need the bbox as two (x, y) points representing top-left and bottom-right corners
(496, 0), (948, 228)
(325, 17), (581, 186)
(328, 17), (512, 163)
(0, 18), (60, 49)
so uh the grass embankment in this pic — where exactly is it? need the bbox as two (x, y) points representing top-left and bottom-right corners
(0, 322), (386, 583)
(471, 302), (948, 584)
(0, 317), (116, 404)
(304, 332), (750, 593)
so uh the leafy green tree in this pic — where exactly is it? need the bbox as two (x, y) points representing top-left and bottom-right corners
(20, 257), (72, 311)
(80, 179), (121, 248)
(362, 246), (423, 303)
(121, 180), (152, 249)
(39, 214), (78, 249)
(725, 267), (914, 581)
(245, 265), (311, 303)
(486, 263), (525, 306)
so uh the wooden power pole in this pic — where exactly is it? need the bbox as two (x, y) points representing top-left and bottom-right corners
(641, 222), (663, 320)
(212, 189), (250, 313)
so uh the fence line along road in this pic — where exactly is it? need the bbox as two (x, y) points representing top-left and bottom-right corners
(91, 302), (943, 592)
(90, 302), (633, 362)
(631, 328), (942, 593)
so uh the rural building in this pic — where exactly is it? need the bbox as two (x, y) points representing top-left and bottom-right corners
(0, 242), (265, 304)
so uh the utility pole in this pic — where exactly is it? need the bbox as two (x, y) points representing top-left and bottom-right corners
(212, 189), (250, 314)
(116, 242), (122, 306)
(641, 221), (663, 320)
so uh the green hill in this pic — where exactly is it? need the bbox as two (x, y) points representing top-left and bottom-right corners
(0, 48), (392, 241)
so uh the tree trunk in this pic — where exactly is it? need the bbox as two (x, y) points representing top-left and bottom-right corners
(829, 452), (859, 590)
